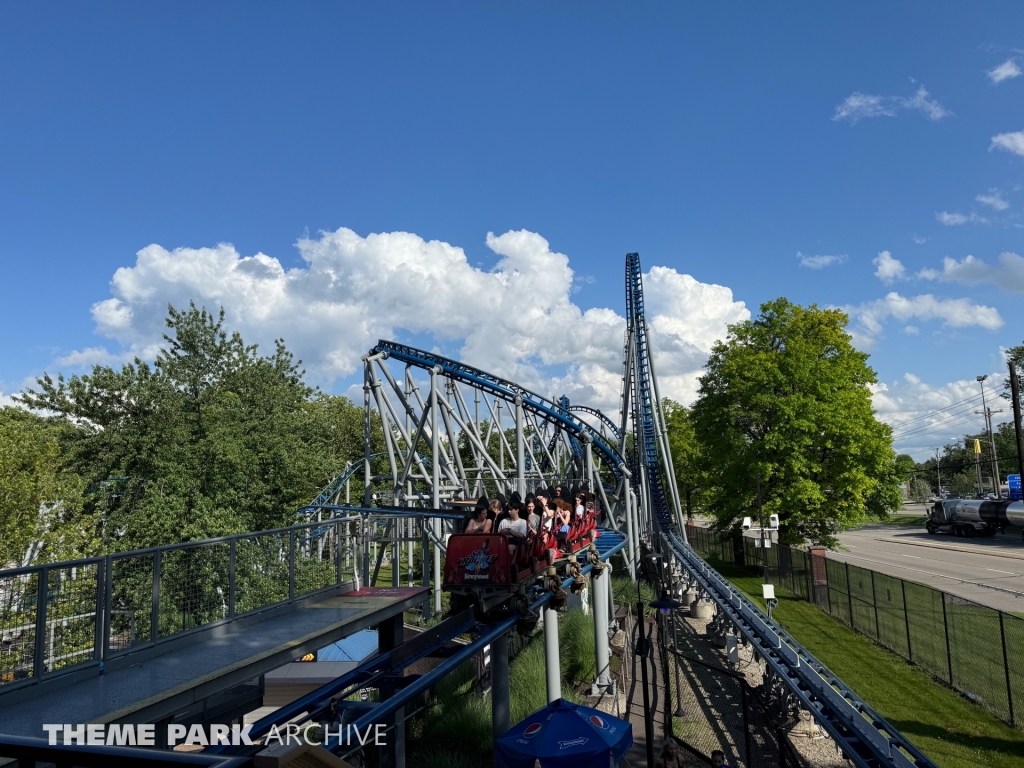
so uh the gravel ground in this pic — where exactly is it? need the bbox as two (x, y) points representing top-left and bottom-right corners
(611, 597), (856, 768)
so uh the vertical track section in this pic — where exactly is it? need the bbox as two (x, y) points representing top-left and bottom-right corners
(622, 252), (936, 767)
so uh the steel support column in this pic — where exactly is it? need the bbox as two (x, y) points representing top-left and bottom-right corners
(515, 395), (525, 497)
(543, 606), (561, 702)
(491, 631), (511, 737)
(430, 366), (442, 616)
(591, 564), (612, 695)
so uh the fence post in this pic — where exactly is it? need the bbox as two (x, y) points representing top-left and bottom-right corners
(870, 571), (880, 639)
(151, 549), (161, 643)
(228, 539), (236, 618)
(741, 682), (753, 767)
(33, 567), (49, 677)
(901, 580), (912, 662)
(845, 562), (854, 628)
(99, 555), (111, 662)
(804, 550), (811, 603)
(289, 530), (296, 601)
(941, 592), (953, 685)
(336, 521), (344, 586)
(999, 611), (1015, 726)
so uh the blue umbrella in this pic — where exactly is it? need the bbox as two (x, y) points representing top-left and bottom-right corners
(495, 699), (633, 768)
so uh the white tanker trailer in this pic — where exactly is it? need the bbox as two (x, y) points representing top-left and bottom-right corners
(927, 498), (1024, 539)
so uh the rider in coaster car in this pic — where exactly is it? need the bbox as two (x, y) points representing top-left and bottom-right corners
(498, 501), (528, 562)
(554, 499), (572, 546)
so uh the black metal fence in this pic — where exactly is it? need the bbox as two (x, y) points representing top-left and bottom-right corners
(666, 646), (805, 767)
(686, 523), (1024, 730)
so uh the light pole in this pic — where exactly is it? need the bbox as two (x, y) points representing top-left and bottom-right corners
(934, 448), (942, 499)
(977, 376), (1003, 498)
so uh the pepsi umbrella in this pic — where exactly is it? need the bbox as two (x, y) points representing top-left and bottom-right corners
(494, 699), (633, 768)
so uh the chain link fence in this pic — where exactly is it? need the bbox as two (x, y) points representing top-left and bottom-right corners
(686, 523), (1024, 729)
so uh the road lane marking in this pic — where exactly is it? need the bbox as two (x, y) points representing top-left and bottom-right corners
(904, 555), (920, 559)
(830, 552), (1024, 599)
(987, 568), (1016, 575)
(865, 537), (1024, 562)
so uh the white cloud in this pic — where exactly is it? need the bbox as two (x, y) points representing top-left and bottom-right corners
(67, 228), (749, 410)
(848, 292), (1003, 345)
(903, 325), (919, 335)
(873, 250), (906, 284)
(976, 191), (1010, 211)
(988, 59), (1022, 84)
(991, 131), (1024, 158)
(833, 86), (950, 124)
(918, 252), (1024, 292)
(912, 236), (928, 245)
(935, 211), (986, 225)
(872, 372), (1003, 458)
(797, 252), (847, 269)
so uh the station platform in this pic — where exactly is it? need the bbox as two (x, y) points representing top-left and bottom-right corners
(0, 586), (428, 738)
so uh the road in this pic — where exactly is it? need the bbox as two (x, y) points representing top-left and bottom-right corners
(832, 521), (1024, 614)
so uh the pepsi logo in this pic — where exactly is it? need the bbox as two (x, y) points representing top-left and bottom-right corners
(524, 723), (543, 738)
(589, 715), (608, 729)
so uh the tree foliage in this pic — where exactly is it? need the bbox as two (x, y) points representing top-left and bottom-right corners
(689, 298), (902, 547)
(17, 304), (368, 554)
(0, 408), (87, 566)
(663, 399), (705, 518)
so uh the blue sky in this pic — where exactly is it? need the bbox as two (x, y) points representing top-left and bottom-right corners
(1, 2), (1023, 458)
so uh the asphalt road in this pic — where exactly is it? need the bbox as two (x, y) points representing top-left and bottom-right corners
(832, 521), (1024, 614)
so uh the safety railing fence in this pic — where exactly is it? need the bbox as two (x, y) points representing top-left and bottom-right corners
(0, 515), (364, 693)
(686, 523), (1024, 730)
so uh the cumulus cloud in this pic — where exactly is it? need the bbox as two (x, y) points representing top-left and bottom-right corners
(797, 252), (847, 269)
(873, 251), (906, 284)
(848, 292), (1003, 345)
(872, 372), (1002, 458)
(991, 131), (1024, 158)
(69, 228), (749, 410)
(935, 211), (986, 226)
(976, 191), (1010, 211)
(919, 252), (1024, 292)
(833, 85), (950, 124)
(988, 59), (1022, 84)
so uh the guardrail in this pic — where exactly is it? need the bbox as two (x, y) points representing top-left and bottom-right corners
(0, 515), (365, 694)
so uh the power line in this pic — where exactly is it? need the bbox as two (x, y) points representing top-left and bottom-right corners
(884, 391), (984, 431)
(890, 397), (986, 439)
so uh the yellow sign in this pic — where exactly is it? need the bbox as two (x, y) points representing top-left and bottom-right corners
(974, 439), (982, 455)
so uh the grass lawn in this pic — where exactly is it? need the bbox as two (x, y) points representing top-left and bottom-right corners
(705, 558), (1024, 768)
(875, 514), (929, 528)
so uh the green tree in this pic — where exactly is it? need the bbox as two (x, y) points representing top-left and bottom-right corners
(947, 472), (977, 499)
(909, 476), (932, 503)
(19, 304), (368, 551)
(691, 298), (902, 547)
(663, 399), (705, 518)
(0, 408), (87, 566)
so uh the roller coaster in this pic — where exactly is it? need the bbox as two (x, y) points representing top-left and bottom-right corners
(0, 252), (938, 768)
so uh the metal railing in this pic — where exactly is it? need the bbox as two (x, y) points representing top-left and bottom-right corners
(686, 524), (1024, 730)
(0, 514), (365, 693)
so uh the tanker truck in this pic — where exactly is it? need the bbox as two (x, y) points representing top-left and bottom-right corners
(927, 498), (1024, 539)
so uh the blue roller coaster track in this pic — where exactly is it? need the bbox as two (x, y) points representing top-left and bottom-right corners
(625, 252), (676, 533)
(370, 340), (623, 482)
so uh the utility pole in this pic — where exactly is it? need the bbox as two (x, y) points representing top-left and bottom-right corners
(976, 375), (1002, 498)
(1010, 361), (1024, 500)
(935, 447), (942, 498)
